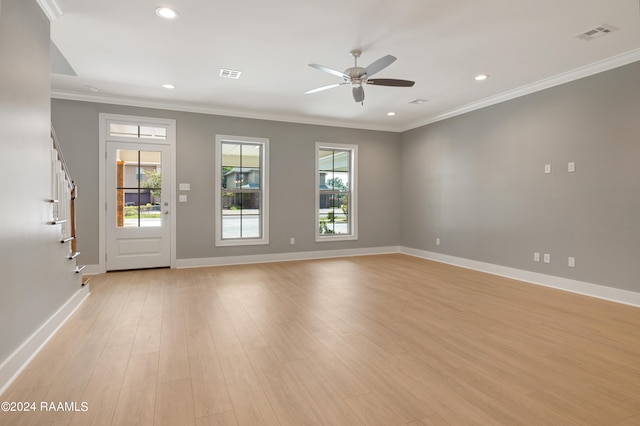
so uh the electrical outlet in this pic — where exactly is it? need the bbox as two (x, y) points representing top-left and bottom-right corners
(568, 257), (575, 267)
(543, 253), (551, 264)
(568, 162), (575, 173)
(534, 252), (540, 262)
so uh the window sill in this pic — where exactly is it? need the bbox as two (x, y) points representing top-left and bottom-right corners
(216, 238), (269, 247)
(316, 235), (358, 243)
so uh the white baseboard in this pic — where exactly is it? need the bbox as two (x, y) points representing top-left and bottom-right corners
(176, 246), (402, 269)
(0, 285), (91, 396)
(401, 247), (640, 308)
(82, 264), (101, 275)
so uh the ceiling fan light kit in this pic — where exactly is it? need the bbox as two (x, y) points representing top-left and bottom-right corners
(305, 49), (415, 104)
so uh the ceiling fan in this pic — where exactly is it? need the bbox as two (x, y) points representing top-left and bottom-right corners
(305, 49), (415, 104)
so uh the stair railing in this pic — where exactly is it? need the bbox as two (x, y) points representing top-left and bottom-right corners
(50, 125), (86, 282)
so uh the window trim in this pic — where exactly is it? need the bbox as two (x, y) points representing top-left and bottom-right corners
(315, 142), (358, 242)
(215, 135), (269, 246)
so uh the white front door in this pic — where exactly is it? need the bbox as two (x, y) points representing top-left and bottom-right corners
(106, 142), (172, 270)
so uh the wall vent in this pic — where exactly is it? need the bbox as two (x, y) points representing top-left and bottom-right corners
(575, 24), (618, 41)
(219, 68), (242, 79)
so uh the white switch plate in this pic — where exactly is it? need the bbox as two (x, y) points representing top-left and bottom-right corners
(436, 238), (440, 246)
(179, 183), (190, 191)
(544, 164), (551, 174)
(290, 237), (295, 245)
(543, 253), (550, 264)
(568, 162), (575, 172)
(179, 194), (188, 202)
(568, 257), (575, 267)
(534, 252), (540, 262)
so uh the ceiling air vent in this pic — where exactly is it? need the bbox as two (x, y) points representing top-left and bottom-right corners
(575, 24), (618, 41)
(219, 68), (242, 79)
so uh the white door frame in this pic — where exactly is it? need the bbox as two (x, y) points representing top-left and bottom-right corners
(98, 113), (177, 273)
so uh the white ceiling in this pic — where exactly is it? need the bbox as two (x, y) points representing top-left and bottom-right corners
(48, 0), (640, 132)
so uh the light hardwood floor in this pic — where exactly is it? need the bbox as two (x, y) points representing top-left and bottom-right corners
(2, 254), (640, 425)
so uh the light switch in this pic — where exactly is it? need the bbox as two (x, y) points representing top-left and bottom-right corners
(568, 162), (575, 172)
(179, 183), (190, 191)
(544, 164), (551, 174)
(179, 195), (188, 202)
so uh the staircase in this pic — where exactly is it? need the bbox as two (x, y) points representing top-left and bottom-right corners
(50, 126), (89, 287)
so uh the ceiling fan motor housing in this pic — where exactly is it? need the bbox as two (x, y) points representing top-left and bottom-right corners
(345, 67), (365, 84)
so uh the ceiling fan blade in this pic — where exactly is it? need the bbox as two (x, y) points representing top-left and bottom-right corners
(304, 83), (344, 94)
(308, 63), (349, 80)
(352, 85), (365, 103)
(363, 55), (396, 77)
(366, 78), (415, 87)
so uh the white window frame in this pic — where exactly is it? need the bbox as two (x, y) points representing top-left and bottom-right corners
(315, 142), (358, 242)
(215, 135), (269, 246)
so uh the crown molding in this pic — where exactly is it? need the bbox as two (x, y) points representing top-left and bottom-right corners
(36, 0), (63, 21)
(51, 49), (640, 134)
(50, 90), (401, 132)
(401, 48), (640, 132)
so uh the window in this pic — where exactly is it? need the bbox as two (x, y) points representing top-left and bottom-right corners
(109, 123), (167, 139)
(316, 142), (357, 241)
(215, 135), (269, 246)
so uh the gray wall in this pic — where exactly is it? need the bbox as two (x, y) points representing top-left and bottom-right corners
(401, 61), (640, 292)
(0, 0), (80, 363)
(50, 51), (640, 295)
(51, 101), (402, 264)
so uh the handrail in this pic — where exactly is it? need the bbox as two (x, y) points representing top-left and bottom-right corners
(51, 125), (75, 191)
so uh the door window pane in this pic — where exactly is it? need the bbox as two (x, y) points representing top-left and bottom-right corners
(116, 149), (162, 228)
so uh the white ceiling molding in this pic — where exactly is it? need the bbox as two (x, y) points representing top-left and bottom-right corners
(50, 90), (400, 133)
(51, 49), (640, 134)
(36, 0), (63, 21)
(403, 48), (640, 132)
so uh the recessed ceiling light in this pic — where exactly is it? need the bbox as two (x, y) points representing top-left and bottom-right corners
(161, 83), (176, 89)
(155, 7), (179, 19)
(474, 74), (489, 81)
(387, 112), (396, 116)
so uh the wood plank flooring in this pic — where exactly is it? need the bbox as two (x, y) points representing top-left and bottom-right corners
(2, 254), (640, 425)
